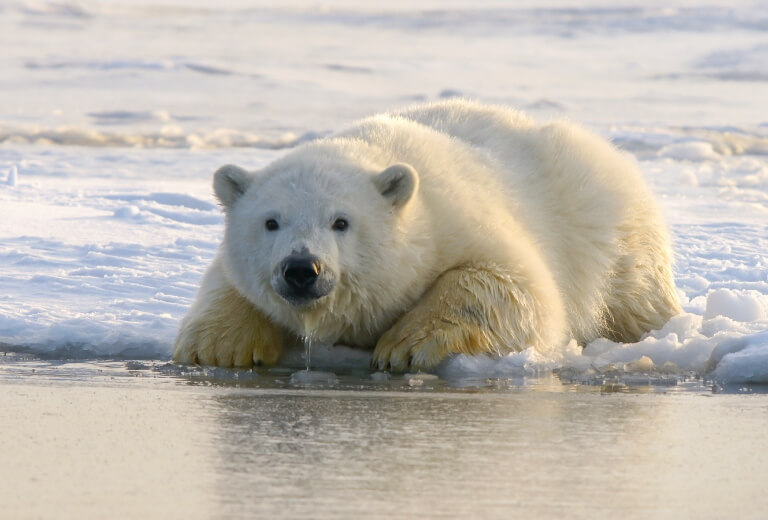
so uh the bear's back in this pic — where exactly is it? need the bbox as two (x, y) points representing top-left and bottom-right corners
(392, 99), (535, 147)
(390, 100), (670, 343)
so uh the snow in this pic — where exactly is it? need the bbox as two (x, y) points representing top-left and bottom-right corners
(1, 0), (766, 385)
(658, 141), (721, 161)
(5, 165), (18, 186)
(703, 288), (768, 322)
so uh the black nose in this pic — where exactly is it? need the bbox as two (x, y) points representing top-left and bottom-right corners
(282, 256), (321, 290)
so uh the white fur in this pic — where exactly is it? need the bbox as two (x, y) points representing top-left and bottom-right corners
(174, 100), (680, 366)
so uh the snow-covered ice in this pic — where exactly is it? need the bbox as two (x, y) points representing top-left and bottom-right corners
(1, 0), (767, 385)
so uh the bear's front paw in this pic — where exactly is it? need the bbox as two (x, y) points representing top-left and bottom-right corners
(372, 264), (552, 373)
(373, 311), (492, 372)
(173, 288), (283, 368)
(173, 322), (282, 368)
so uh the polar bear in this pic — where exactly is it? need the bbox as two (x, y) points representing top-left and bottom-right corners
(173, 100), (680, 371)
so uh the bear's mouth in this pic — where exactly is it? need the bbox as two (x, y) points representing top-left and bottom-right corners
(274, 289), (332, 309)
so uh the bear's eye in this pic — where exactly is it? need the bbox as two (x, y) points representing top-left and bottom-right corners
(332, 218), (349, 232)
(265, 219), (279, 231)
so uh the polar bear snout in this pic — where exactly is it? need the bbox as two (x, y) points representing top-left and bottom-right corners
(283, 256), (320, 289)
(274, 254), (336, 306)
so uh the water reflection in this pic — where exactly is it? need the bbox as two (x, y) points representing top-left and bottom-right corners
(3, 357), (766, 519)
(205, 387), (675, 518)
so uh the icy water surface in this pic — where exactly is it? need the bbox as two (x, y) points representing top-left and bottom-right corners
(2, 354), (767, 519)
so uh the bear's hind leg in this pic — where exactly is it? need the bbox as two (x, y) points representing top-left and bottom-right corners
(602, 268), (681, 343)
(372, 264), (565, 372)
(173, 284), (284, 368)
(602, 233), (682, 343)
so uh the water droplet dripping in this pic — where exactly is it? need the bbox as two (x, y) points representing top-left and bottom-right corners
(303, 334), (313, 372)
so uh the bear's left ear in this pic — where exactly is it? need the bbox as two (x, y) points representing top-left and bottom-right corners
(373, 163), (419, 209)
(213, 164), (254, 210)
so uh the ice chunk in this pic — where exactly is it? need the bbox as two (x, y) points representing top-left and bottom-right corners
(6, 165), (18, 186)
(709, 331), (768, 384)
(290, 370), (338, 385)
(371, 371), (391, 382)
(659, 141), (720, 161)
(403, 372), (439, 381)
(403, 372), (439, 386)
(113, 205), (141, 219)
(437, 347), (561, 379)
(624, 355), (654, 372)
(704, 289), (768, 322)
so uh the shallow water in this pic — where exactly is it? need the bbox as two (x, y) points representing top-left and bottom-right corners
(2, 354), (767, 519)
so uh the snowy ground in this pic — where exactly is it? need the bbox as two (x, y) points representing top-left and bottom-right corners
(1, 0), (767, 385)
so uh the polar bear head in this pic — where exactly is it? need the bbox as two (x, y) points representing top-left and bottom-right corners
(213, 142), (423, 342)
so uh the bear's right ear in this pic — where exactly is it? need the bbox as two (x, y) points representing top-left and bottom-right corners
(213, 164), (253, 210)
(373, 163), (419, 209)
